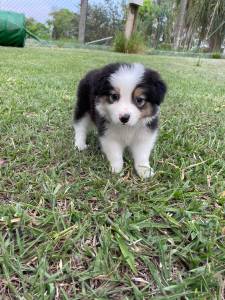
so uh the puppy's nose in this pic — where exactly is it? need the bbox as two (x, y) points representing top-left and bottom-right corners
(119, 114), (130, 124)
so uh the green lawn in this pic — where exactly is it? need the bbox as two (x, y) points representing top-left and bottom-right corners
(0, 47), (225, 299)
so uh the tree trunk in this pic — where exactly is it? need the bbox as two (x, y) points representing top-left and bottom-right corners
(78, 0), (88, 43)
(185, 25), (194, 50)
(196, 24), (208, 48)
(173, 0), (188, 50)
(153, 18), (162, 48)
(124, 4), (139, 40)
(209, 31), (224, 52)
(152, 0), (161, 48)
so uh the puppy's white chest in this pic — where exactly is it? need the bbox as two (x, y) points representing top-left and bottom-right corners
(107, 124), (141, 146)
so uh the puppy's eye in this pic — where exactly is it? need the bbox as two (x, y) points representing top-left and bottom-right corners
(109, 93), (120, 103)
(135, 96), (145, 108)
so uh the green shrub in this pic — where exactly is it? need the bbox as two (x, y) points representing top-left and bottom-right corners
(211, 52), (221, 59)
(113, 32), (126, 53)
(113, 31), (146, 54)
(127, 32), (146, 53)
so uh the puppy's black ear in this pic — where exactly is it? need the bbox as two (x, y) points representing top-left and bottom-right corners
(143, 69), (167, 105)
(93, 72), (111, 96)
(92, 63), (121, 96)
(152, 78), (167, 105)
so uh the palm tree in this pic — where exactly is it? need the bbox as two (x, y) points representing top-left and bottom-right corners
(207, 0), (225, 52)
(186, 0), (225, 52)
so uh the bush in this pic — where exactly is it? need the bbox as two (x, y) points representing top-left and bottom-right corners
(127, 32), (146, 53)
(113, 32), (146, 54)
(113, 32), (126, 53)
(211, 52), (221, 59)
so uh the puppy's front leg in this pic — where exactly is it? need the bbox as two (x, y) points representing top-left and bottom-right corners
(130, 131), (157, 178)
(100, 136), (124, 174)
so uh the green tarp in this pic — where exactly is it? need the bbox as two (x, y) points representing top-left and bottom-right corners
(0, 11), (26, 47)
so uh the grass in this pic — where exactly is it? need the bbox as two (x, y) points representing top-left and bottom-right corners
(0, 46), (225, 299)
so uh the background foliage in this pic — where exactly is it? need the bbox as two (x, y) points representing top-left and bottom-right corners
(24, 0), (225, 53)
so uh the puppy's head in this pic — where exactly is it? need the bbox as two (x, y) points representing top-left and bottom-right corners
(94, 63), (167, 126)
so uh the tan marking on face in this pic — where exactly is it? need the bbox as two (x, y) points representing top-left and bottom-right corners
(98, 95), (108, 103)
(133, 87), (153, 118)
(133, 87), (145, 98)
(98, 88), (121, 104)
(141, 102), (153, 118)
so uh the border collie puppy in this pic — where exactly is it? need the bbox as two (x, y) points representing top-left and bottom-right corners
(73, 63), (167, 178)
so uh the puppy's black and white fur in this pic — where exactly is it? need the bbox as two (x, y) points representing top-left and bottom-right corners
(73, 63), (167, 178)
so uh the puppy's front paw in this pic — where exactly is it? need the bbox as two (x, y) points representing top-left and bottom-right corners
(135, 165), (154, 179)
(111, 161), (123, 174)
(75, 141), (88, 151)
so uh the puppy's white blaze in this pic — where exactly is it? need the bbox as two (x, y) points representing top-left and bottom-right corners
(108, 63), (145, 126)
(109, 63), (145, 95)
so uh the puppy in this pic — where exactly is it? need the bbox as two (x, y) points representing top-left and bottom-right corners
(73, 63), (167, 178)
